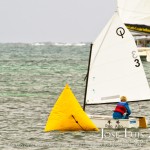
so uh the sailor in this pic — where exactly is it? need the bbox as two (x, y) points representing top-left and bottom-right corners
(113, 96), (131, 119)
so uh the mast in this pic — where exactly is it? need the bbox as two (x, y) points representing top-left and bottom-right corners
(83, 43), (93, 111)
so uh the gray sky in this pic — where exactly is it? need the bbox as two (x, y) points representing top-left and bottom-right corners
(0, 0), (116, 43)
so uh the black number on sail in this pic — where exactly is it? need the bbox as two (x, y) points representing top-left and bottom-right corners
(134, 59), (140, 67)
(116, 27), (125, 38)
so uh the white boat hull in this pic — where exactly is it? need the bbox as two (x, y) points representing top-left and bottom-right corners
(138, 47), (150, 62)
(89, 115), (147, 129)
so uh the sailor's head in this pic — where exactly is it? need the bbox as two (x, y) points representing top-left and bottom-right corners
(120, 96), (127, 102)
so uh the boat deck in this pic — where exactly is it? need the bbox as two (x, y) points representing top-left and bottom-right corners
(88, 115), (147, 129)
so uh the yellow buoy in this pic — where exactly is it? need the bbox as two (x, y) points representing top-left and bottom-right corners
(44, 84), (99, 132)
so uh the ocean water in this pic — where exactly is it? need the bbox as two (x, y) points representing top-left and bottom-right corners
(0, 43), (150, 150)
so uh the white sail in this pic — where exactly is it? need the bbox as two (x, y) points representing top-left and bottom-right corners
(85, 13), (150, 104)
(117, 0), (150, 33)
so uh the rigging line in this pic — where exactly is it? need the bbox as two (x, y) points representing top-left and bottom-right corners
(90, 14), (116, 70)
(71, 115), (85, 131)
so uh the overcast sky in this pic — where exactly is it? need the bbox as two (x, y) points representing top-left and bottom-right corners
(0, 0), (116, 43)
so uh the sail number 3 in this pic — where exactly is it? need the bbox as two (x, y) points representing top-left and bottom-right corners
(132, 51), (140, 67)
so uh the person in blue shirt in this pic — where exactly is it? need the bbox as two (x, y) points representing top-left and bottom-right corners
(113, 96), (131, 119)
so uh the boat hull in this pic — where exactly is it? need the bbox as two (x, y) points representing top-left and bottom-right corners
(89, 115), (147, 129)
(138, 47), (150, 62)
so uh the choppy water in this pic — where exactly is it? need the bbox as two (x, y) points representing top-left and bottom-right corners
(1, 43), (150, 150)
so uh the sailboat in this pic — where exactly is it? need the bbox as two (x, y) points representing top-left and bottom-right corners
(83, 12), (150, 128)
(117, 0), (150, 62)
